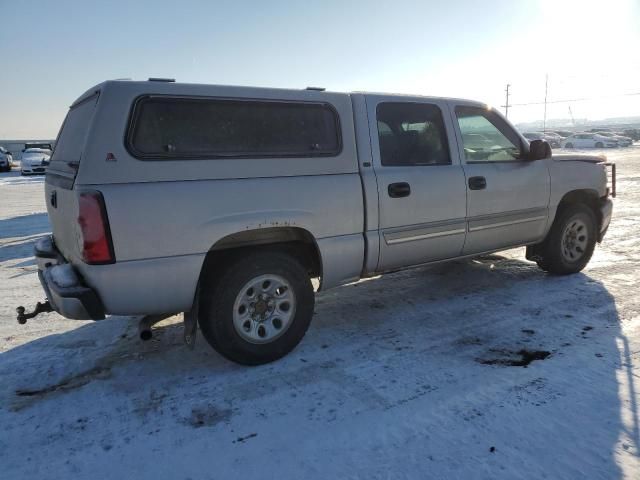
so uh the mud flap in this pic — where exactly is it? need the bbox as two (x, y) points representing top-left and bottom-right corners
(183, 289), (199, 349)
(526, 243), (544, 262)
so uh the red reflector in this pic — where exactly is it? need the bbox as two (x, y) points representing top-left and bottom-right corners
(78, 191), (114, 264)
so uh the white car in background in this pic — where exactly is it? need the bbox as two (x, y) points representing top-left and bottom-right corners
(0, 146), (13, 172)
(543, 131), (566, 144)
(561, 133), (618, 149)
(595, 131), (633, 147)
(20, 148), (51, 175)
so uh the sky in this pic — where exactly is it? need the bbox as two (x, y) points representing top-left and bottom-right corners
(1, 0), (639, 138)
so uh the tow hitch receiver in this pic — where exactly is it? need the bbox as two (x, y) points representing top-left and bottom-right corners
(16, 301), (53, 324)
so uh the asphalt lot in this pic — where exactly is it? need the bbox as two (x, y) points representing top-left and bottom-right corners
(1, 148), (639, 479)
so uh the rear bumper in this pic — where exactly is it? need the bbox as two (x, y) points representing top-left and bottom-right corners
(35, 236), (105, 320)
(598, 198), (613, 242)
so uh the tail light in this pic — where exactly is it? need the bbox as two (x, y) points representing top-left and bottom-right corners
(77, 191), (115, 264)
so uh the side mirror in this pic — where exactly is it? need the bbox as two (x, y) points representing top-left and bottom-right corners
(528, 139), (552, 160)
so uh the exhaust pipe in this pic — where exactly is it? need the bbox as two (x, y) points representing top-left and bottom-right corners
(139, 326), (153, 341)
(138, 314), (172, 341)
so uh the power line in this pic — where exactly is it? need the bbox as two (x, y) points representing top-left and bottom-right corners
(508, 91), (640, 107)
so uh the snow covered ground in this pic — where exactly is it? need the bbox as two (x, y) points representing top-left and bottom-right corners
(1, 149), (639, 479)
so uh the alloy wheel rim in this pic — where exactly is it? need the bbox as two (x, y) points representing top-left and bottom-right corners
(232, 274), (296, 344)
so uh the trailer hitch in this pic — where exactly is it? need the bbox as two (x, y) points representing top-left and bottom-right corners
(16, 301), (53, 324)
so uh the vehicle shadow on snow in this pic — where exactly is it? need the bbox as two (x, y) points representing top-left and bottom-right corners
(0, 213), (49, 240)
(0, 213), (50, 265)
(0, 171), (46, 186)
(0, 253), (636, 477)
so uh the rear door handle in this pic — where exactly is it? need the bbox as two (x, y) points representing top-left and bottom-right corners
(388, 182), (411, 198)
(468, 176), (487, 190)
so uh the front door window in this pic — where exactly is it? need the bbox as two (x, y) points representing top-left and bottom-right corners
(456, 107), (523, 162)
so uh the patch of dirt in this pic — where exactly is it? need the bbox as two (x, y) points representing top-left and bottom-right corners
(477, 349), (551, 367)
(233, 432), (258, 444)
(455, 336), (484, 346)
(186, 405), (232, 428)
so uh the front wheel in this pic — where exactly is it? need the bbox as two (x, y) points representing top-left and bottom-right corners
(595, 142), (604, 148)
(565, 142), (573, 148)
(534, 203), (597, 275)
(199, 251), (315, 365)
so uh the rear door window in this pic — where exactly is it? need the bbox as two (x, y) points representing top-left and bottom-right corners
(127, 96), (341, 159)
(375, 102), (450, 166)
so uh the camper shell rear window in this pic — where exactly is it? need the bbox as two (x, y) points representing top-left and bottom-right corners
(126, 96), (342, 159)
(49, 92), (100, 173)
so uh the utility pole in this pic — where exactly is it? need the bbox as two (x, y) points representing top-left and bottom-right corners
(568, 105), (575, 126)
(543, 74), (548, 133)
(502, 83), (511, 118)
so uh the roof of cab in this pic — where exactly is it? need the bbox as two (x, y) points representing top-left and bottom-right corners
(69, 79), (488, 110)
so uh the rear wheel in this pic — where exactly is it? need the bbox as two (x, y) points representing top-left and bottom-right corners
(534, 203), (597, 275)
(199, 251), (315, 365)
(565, 142), (573, 148)
(595, 141), (604, 148)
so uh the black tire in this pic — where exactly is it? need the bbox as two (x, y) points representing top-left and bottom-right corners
(565, 142), (573, 148)
(595, 142), (603, 148)
(535, 203), (597, 275)
(199, 251), (315, 365)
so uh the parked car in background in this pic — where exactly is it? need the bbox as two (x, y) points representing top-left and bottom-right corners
(551, 130), (573, 138)
(594, 131), (633, 147)
(622, 128), (639, 141)
(522, 132), (560, 148)
(20, 148), (51, 175)
(0, 146), (13, 172)
(461, 133), (495, 150)
(561, 133), (617, 149)
(543, 131), (565, 143)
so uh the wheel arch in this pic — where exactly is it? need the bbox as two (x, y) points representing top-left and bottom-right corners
(197, 226), (323, 292)
(555, 189), (602, 227)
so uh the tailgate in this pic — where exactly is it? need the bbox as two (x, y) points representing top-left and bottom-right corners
(45, 91), (100, 261)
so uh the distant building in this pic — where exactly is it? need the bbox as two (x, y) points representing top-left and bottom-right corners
(0, 140), (56, 160)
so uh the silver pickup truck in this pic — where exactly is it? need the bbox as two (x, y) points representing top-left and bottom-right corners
(18, 79), (614, 365)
